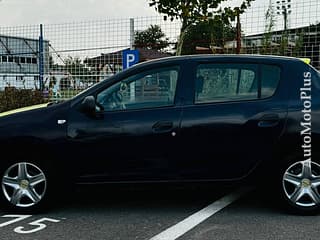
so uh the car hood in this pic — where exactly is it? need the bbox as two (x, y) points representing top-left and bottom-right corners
(0, 100), (71, 141)
(0, 103), (49, 118)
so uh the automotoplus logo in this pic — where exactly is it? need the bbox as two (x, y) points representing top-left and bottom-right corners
(300, 71), (312, 161)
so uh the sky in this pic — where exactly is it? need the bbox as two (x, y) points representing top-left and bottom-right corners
(0, 0), (319, 28)
(0, 0), (158, 26)
(0, 0), (318, 62)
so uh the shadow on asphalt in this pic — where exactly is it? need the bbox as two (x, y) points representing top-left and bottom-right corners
(0, 182), (293, 215)
(40, 181), (294, 215)
(229, 186), (309, 216)
(54, 182), (236, 212)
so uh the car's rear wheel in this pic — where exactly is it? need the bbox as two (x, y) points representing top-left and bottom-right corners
(281, 160), (320, 213)
(1, 162), (49, 211)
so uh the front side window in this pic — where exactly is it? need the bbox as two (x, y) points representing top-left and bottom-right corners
(97, 66), (179, 111)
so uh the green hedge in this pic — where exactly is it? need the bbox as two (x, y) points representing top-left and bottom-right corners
(0, 87), (46, 113)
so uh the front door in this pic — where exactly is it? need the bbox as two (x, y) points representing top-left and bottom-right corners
(67, 66), (182, 182)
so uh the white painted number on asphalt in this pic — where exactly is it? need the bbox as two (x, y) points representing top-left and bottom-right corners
(0, 215), (32, 228)
(14, 218), (61, 234)
(0, 215), (62, 234)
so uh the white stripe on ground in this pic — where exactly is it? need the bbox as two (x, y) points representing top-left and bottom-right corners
(149, 187), (252, 240)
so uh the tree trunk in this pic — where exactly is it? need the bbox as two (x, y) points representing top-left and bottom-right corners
(176, 19), (190, 56)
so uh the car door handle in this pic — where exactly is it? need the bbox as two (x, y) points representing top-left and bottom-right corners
(257, 114), (280, 128)
(152, 121), (174, 133)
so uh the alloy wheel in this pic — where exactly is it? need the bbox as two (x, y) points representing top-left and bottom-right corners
(282, 160), (320, 208)
(1, 162), (47, 208)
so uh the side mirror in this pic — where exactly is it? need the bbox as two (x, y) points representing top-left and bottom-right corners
(79, 96), (96, 114)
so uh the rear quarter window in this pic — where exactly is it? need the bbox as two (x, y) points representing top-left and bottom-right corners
(261, 65), (281, 98)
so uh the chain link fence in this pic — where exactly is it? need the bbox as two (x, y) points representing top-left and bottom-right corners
(0, 0), (319, 102)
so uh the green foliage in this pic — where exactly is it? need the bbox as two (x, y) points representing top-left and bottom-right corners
(134, 25), (169, 51)
(292, 31), (304, 56)
(0, 88), (46, 113)
(64, 56), (91, 81)
(261, 3), (276, 55)
(280, 33), (302, 57)
(258, 3), (304, 58)
(181, 18), (236, 55)
(149, 0), (254, 27)
(51, 56), (92, 82)
(149, 0), (255, 55)
(279, 33), (288, 55)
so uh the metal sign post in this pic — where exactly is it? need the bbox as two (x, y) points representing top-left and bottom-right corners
(38, 24), (44, 91)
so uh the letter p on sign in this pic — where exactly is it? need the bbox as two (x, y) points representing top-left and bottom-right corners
(122, 49), (139, 70)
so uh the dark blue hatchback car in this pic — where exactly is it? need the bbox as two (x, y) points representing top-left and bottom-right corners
(1, 55), (320, 213)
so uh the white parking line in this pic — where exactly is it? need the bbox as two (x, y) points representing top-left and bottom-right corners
(149, 187), (252, 240)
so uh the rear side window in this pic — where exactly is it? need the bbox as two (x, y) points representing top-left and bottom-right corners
(195, 63), (280, 104)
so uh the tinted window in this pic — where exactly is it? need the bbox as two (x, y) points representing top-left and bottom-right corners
(195, 63), (281, 104)
(195, 64), (257, 103)
(261, 65), (281, 98)
(97, 66), (179, 111)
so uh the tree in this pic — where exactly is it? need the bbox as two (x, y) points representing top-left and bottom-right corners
(292, 31), (304, 57)
(134, 24), (169, 51)
(149, 0), (255, 55)
(59, 56), (92, 89)
(181, 18), (236, 55)
(261, 2), (276, 55)
(64, 56), (90, 79)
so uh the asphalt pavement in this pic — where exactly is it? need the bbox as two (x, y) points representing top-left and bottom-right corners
(0, 184), (319, 240)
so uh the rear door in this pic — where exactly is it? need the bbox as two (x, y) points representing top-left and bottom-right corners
(178, 60), (288, 180)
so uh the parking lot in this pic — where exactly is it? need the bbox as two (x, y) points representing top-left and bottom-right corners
(0, 184), (319, 240)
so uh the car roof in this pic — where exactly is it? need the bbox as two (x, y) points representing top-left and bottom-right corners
(134, 54), (304, 67)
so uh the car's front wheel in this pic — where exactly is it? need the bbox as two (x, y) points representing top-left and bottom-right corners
(1, 162), (48, 211)
(282, 160), (320, 214)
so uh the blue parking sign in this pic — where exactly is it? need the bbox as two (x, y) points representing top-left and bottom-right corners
(122, 49), (139, 70)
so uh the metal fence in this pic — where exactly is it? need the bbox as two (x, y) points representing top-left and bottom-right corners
(0, 0), (319, 100)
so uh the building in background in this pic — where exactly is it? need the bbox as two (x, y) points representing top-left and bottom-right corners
(84, 48), (172, 82)
(0, 35), (49, 90)
(242, 23), (320, 69)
